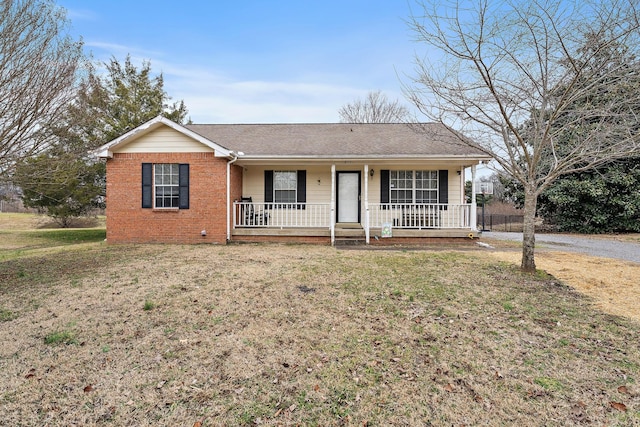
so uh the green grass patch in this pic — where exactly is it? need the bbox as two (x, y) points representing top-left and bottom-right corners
(29, 228), (106, 244)
(502, 301), (515, 311)
(534, 376), (564, 391)
(0, 215), (107, 265)
(44, 330), (77, 345)
(0, 308), (16, 322)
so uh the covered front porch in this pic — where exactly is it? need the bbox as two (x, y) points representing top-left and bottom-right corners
(230, 164), (482, 245)
(232, 203), (478, 244)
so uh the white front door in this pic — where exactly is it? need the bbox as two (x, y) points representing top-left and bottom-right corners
(337, 172), (360, 223)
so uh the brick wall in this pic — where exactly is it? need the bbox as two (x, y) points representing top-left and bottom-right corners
(106, 152), (241, 244)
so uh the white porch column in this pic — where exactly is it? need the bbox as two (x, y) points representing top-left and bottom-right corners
(460, 166), (465, 205)
(226, 153), (239, 242)
(470, 165), (478, 231)
(330, 164), (336, 245)
(364, 164), (370, 244)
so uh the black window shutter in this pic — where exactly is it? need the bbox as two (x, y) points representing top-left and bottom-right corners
(142, 163), (152, 208)
(438, 170), (449, 205)
(264, 170), (274, 207)
(296, 170), (306, 209)
(380, 169), (390, 208)
(179, 164), (189, 209)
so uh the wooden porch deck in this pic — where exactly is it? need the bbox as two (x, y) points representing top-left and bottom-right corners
(232, 226), (478, 239)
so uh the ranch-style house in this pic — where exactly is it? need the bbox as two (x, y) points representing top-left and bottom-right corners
(95, 116), (492, 245)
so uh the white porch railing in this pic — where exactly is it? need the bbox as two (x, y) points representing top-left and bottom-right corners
(234, 201), (472, 230)
(369, 203), (472, 229)
(234, 202), (331, 228)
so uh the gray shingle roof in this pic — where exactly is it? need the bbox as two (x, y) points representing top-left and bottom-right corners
(185, 123), (489, 159)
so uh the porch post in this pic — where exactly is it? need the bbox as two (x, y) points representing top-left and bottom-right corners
(330, 164), (336, 245)
(364, 164), (370, 244)
(226, 153), (239, 242)
(460, 166), (465, 205)
(470, 165), (478, 231)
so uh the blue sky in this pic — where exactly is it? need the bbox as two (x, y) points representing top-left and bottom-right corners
(57, 1), (422, 124)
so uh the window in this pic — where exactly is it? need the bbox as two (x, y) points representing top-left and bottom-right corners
(154, 164), (180, 208)
(273, 171), (297, 204)
(389, 170), (439, 204)
(142, 163), (189, 209)
(264, 170), (307, 209)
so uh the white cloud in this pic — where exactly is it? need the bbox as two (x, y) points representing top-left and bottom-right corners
(81, 42), (412, 124)
(161, 66), (365, 123)
(62, 7), (97, 22)
(83, 41), (165, 63)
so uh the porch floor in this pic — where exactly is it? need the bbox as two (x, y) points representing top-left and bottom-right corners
(232, 226), (479, 239)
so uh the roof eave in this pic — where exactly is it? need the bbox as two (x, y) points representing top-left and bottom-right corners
(234, 154), (493, 164)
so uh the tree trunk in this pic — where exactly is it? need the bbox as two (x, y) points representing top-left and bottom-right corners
(521, 186), (538, 272)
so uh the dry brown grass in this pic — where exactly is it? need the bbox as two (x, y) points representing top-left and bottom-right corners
(0, 212), (104, 230)
(483, 250), (640, 323)
(1, 214), (639, 426)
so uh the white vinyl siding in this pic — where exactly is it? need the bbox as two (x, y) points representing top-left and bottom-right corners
(242, 166), (462, 205)
(117, 127), (214, 153)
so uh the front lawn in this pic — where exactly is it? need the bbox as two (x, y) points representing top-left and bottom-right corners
(0, 238), (637, 426)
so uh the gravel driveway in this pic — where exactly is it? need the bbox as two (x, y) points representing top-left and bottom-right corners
(484, 232), (640, 264)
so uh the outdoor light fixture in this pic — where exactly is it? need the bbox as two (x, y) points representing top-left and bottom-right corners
(369, 169), (375, 177)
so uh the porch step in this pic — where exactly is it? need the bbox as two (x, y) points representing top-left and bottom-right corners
(335, 230), (365, 238)
(334, 237), (367, 246)
(335, 225), (365, 238)
(334, 223), (365, 246)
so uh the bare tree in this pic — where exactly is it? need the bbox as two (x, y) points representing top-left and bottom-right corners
(339, 90), (409, 123)
(406, 0), (640, 272)
(0, 0), (84, 178)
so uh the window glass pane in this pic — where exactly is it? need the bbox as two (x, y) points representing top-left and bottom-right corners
(391, 189), (412, 204)
(171, 166), (179, 185)
(274, 171), (296, 190)
(274, 171), (297, 203)
(416, 190), (438, 204)
(155, 164), (163, 184)
(275, 190), (296, 203)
